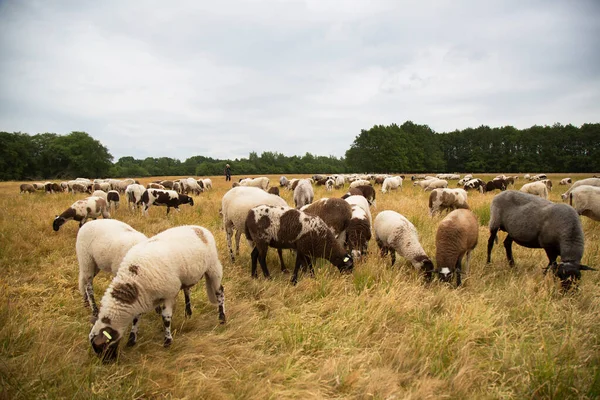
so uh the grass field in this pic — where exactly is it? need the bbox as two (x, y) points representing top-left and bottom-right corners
(1, 174), (600, 399)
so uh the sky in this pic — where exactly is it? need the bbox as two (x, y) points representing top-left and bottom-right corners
(1, 0), (599, 162)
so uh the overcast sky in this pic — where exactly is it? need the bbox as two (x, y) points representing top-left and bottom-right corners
(1, 0), (599, 161)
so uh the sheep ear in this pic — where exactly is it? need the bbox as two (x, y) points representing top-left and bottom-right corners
(579, 265), (596, 271)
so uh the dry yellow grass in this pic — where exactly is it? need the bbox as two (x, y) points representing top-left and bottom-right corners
(1, 174), (600, 399)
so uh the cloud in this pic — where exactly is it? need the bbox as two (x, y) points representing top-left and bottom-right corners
(1, 0), (599, 161)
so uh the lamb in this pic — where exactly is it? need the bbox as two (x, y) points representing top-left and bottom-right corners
(107, 190), (120, 211)
(125, 184), (146, 212)
(240, 177), (270, 190)
(53, 196), (110, 231)
(341, 185), (376, 207)
(428, 188), (469, 216)
(569, 185), (600, 221)
(301, 198), (352, 245)
(559, 178), (572, 185)
(293, 179), (314, 209)
(561, 178), (600, 201)
(20, 183), (35, 194)
(345, 204), (372, 259)
(487, 191), (595, 290)
(141, 189), (194, 216)
(344, 195), (372, 225)
(88, 225), (226, 362)
(244, 205), (354, 284)
(374, 210), (434, 280)
(435, 209), (479, 286)
(221, 186), (288, 262)
(76, 219), (147, 318)
(520, 181), (548, 199)
(424, 179), (448, 191)
(381, 176), (403, 193)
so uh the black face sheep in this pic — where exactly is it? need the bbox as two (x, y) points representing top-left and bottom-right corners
(374, 210), (434, 281)
(53, 196), (111, 231)
(487, 190), (595, 290)
(435, 209), (479, 286)
(89, 225), (226, 362)
(76, 219), (147, 318)
(245, 205), (354, 285)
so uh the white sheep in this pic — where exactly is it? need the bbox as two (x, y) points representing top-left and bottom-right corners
(520, 181), (548, 199)
(424, 179), (448, 191)
(221, 186), (288, 261)
(374, 210), (434, 280)
(202, 178), (212, 190)
(561, 178), (600, 201)
(245, 205), (354, 284)
(435, 209), (479, 286)
(76, 219), (147, 318)
(413, 178), (436, 189)
(53, 196), (110, 231)
(428, 188), (469, 216)
(325, 178), (334, 191)
(240, 177), (270, 190)
(381, 176), (403, 193)
(88, 225), (226, 362)
(92, 190), (108, 202)
(293, 179), (314, 209)
(559, 178), (572, 185)
(344, 195), (372, 225)
(569, 185), (600, 221)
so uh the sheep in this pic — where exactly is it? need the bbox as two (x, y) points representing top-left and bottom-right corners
(141, 189), (194, 216)
(279, 176), (289, 187)
(424, 179), (448, 191)
(301, 198), (352, 245)
(268, 187), (280, 196)
(334, 175), (345, 189)
(344, 195), (373, 224)
(44, 182), (62, 194)
(147, 183), (166, 190)
(325, 178), (334, 191)
(107, 190), (120, 211)
(374, 210), (434, 280)
(221, 186), (288, 262)
(429, 188), (469, 216)
(485, 179), (507, 192)
(561, 178), (600, 201)
(342, 185), (376, 207)
(381, 176), (403, 193)
(202, 178), (212, 190)
(76, 219), (147, 318)
(19, 183), (35, 194)
(92, 190), (108, 202)
(93, 182), (110, 192)
(560, 178), (572, 185)
(184, 177), (203, 195)
(540, 179), (553, 192)
(349, 179), (371, 189)
(287, 178), (300, 191)
(436, 209), (479, 286)
(487, 191), (596, 290)
(240, 177), (270, 190)
(413, 178), (437, 190)
(160, 180), (175, 190)
(520, 181), (548, 199)
(32, 182), (46, 190)
(293, 179), (314, 209)
(53, 196), (110, 231)
(345, 204), (371, 259)
(569, 185), (600, 221)
(88, 225), (226, 362)
(463, 178), (485, 193)
(72, 182), (92, 194)
(125, 184), (146, 212)
(244, 205), (354, 284)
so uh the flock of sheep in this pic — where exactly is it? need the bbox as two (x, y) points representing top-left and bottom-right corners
(21, 172), (600, 361)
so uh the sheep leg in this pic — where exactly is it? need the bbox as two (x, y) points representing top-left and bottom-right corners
(487, 228), (499, 263)
(183, 287), (192, 317)
(277, 249), (288, 273)
(166, 206), (171, 215)
(543, 248), (559, 274)
(215, 285), (226, 324)
(456, 258), (462, 287)
(85, 282), (99, 317)
(390, 250), (396, 266)
(127, 315), (141, 347)
(250, 247), (260, 278)
(161, 299), (175, 348)
(226, 225), (235, 261)
(291, 254), (304, 285)
(235, 230), (242, 257)
(503, 235), (515, 266)
(257, 247), (271, 279)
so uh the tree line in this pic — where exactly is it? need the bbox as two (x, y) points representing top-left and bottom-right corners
(1, 121), (598, 180)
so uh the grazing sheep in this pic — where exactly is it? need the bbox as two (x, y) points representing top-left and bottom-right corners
(381, 176), (403, 193)
(561, 178), (600, 201)
(53, 196), (110, 231)
(93, 182), (110, 192)
(72, 182), (92, 194)
(293, 179), (314, 209)
(349, 179), (371, 189)
(76, 219), (147, 318)
(89, 225), (226, 362)
(569, 185), (600, 221)
(279, 176), (289, 187)
(344, 195), (372, 225)
(341, 185), (376, 207)
(374, 210), (434, 280)
(345, 204), (372, 259)
(141, 189), (194, 216)
(20, 183), (35, 194)
(107, 190), (120, 211)
(413, 178), (436, 190)
(245, 205), (354, 284)
(520, 181), (548, 199)
(92, 190), (108, 202)
(435, 209), (479, 286)
(240, 177), (270, 190)
(125, 184), (146, 212)
(559, 178), (572, 185)
(428, 188), (469, 216)
(202, 178), (212, 190)
(221, 186), (288, 262)
(325, 178), (334, 191)
(287, 178), (300, 191)
(301, 198), (352, 245)
(334, 175), (345, 189)
(147, 183), (166, 190)
(487, 191), (595, 290)
(463, 178), (485, 193)
(45, 182), (62, 194)
(485, 179), (506, 192)
(424, 179), (448, 191)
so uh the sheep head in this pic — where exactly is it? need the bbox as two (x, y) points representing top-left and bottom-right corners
(336, 254), (354, 274)
(52, 216), (65, 231)
(549, 261), (596, 291)
(89, 324), (121, 363)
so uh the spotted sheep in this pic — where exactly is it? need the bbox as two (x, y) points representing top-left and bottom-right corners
(487, 191), (595, 290)
(141, 189), (194, 216)
(88, 225), (226, 362)
(344, 195), (372, 225)
(244, 205), (354, 285)
(76, 219), (147, 318)
(374, 210), (434, 281)
(301, 198), (353, 246)
(435, 209), (479, 286)
(53, 196), (110, 231)
(325, 178), (334, 191)
(341, 185), (376, 207)
(107, 190), (120, 211)
(428, 188), (469, 216)
(125, 184), (146, 212)
(463, 178), (486, 193)
(345, 204), (372, 259)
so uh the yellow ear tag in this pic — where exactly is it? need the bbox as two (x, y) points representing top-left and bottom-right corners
(343, 256), (350, 262)
(102, 331), (112, 341)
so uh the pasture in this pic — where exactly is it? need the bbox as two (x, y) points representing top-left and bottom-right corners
(1, 174), (600, 399)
